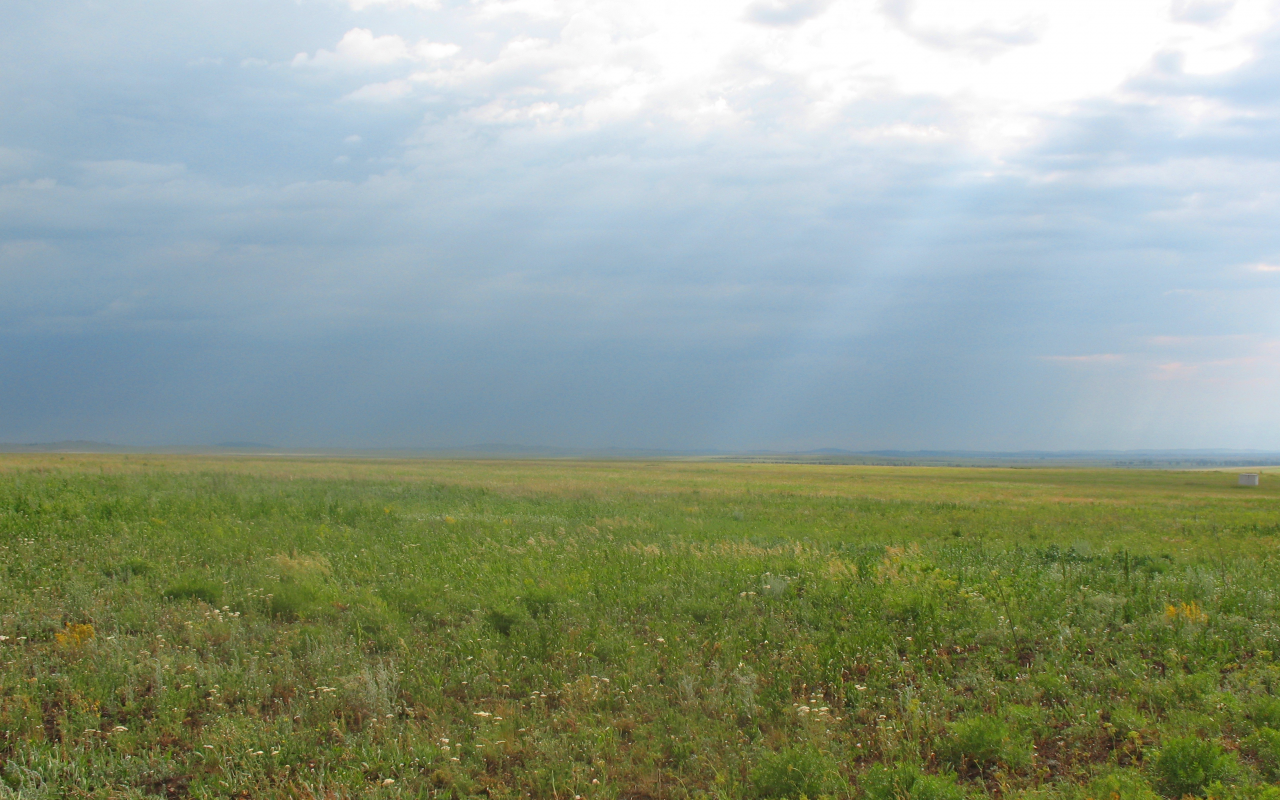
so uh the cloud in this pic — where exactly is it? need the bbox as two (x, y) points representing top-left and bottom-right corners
(1040, 354), (1127, 364)
(348, 0), (441, 9)
(0, 240), (58, 262)
(76, 161), (187, 184)
(880, 0), (1045, 58)
(1148, 334), (1250, 345)
(1172, 0), (1236, 26)
(1036, 334), (1280, 389)
(745, 0), (833, 27)
(4, 0), (1280, 449)
(1152, 352), (1280, 384)
(343, 79), (414, 102)
(0, 147), (39, 180)
(275, 0), (1277, 161)
(469, 0), (567, 22)
(292, 28), (458, 70)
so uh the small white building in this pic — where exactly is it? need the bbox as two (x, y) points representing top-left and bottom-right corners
(1239, 473), (1260, 486)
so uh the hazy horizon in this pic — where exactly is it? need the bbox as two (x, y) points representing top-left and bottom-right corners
(4, 440), (1280, 463)
(3, 0), (1279, 451)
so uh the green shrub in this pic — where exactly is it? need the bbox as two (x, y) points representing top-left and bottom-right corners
(1241, 727), (1280, 780)
(1005, 704), (1051, 742)
(1247, 697), (1280, 730)
(162, 575), (222, 605)
(1150, 737), (1236, 798)
(586, 638), (623, 667)
(940, 716), (1031, 773)
(103, 558), (151, 580)
(862, 763), (965, 800)
(284, 624), (328, 657)
(1162, 710), (1221, 740)
(1141, 557), (1172, 576)
(348, 594), (400, 651)
(1034, 672), (1072, 706)
(762, 575), (791, 597)
(1201, 782), (1280, 800)
(749, 745), (842, 799)
(1171, 673), (1217, 705)
(520, 588), (558, 619)
(885, 587), (938, 624)
(267, 552), (332, 620)
(378, 581), (445, 624)
(270, 581), (322, 621)
(682, 600), (719, 624)
(1107, 706), (1153, 742)
(1081, 769), (1160, 800)
(485, 608), (520, 637)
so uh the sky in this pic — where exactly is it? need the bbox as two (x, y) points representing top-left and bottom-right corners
(2, 0), (1279, 451)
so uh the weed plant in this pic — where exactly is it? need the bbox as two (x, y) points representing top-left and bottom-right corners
(0, 455), (1278, 799)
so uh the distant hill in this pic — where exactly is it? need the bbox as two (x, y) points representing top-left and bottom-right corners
(1, 441), (1277, 467)
(714, 449), (1280, 468)
(0, 440), (133, 453)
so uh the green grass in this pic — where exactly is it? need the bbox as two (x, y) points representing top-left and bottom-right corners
(0, 454), (1278, 798)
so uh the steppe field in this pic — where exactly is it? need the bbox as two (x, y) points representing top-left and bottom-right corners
(2, 456), (1280, 800)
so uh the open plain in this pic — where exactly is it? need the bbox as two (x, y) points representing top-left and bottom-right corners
(1, 455), (1279, 799)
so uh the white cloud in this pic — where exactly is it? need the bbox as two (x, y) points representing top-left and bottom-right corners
(294, 29), (412, 68)
(343, 79), (414, 102)
(416, 41), (461, 60)
(293, 28), (458, 70)
(470, 0), (567, 21)
(348, 0), (441, 10)
(745, 0), (833, 27)
(1172, 0), (1235, 25)
(302, 0), (1276, 154)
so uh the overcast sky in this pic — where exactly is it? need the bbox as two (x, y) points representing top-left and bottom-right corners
(2, 0), (1279, 451)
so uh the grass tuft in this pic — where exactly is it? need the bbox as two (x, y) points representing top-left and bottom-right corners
(1150, 736), (1237, 798)
(161, 575), (223, 605)
(862, 763), (966, 800)
(749, 745), (842, 799)
(940, 716), (1031, 774)
(484, 608), (519, 637)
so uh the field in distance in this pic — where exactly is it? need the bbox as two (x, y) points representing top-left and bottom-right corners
(1, 455), (1278, 799)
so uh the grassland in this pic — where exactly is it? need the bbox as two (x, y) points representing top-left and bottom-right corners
(1, 455), (1279, 800)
